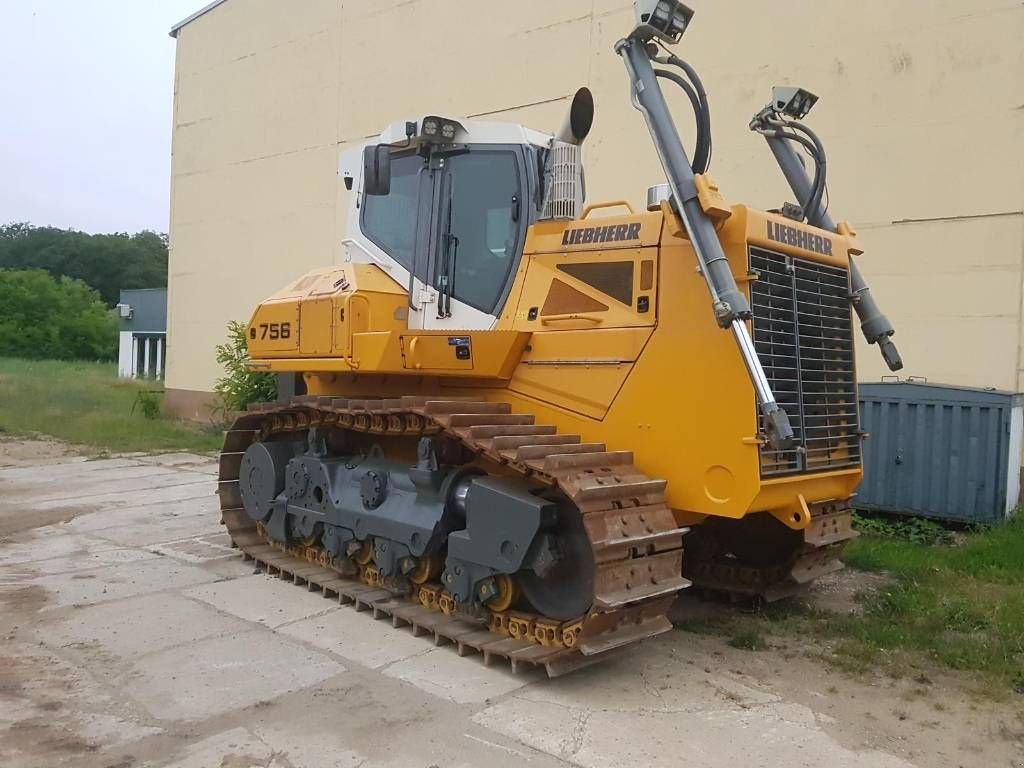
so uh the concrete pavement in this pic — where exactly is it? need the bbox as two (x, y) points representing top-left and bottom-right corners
(0, 449), (934, 767)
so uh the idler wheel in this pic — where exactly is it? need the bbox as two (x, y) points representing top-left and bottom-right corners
(518, 505), (594, 621)
(238, 441), (293, 522)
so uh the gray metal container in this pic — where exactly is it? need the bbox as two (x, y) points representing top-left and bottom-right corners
(857, 382), (1023, 524)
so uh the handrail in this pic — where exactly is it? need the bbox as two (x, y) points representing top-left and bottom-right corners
(341, 237), (392, 272)
(540, 313), (605, 326)
(579, 200), (636, 218)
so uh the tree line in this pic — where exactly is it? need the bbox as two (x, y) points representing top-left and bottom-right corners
(0, 223), (168, 360)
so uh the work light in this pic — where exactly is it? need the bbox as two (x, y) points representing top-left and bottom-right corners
(769, 86), (819, 120)
(419, 116), (462, 143)
(630, 0), (695, 44)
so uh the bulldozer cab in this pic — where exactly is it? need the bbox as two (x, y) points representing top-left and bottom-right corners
(341, 124), (546, 333)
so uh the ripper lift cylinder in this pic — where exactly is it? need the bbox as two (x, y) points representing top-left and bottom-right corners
(616, 36), (795, 447)
(763, 134), (903, 371)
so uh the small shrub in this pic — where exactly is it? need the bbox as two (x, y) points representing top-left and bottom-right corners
(213, 320), (277, 413)
(728, 629), (767, 651)
(132, 389), (162, 420)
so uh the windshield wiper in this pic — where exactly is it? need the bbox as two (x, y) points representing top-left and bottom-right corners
(437, 175), (457, 319)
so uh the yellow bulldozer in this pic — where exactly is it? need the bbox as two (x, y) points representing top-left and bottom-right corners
(218, 0), (902, 676)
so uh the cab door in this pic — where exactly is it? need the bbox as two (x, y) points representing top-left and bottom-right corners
(423, 147), (528, 331)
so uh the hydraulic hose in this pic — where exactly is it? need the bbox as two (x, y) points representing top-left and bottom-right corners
(653, 48), (712, 174)
(669, 55), (712, 173)
(670, 56), (712, 173)
(779, 119), (828, 227)
(654, 69), (708, 173)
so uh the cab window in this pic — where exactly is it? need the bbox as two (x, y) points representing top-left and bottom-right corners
(361, 153), (424, 271)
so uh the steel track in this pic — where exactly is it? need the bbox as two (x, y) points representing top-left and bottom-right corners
(218, 395), (690, 677)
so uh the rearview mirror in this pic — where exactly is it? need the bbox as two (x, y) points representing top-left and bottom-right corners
(362, 145), (391, 196)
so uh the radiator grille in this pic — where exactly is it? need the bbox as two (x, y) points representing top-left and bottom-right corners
(749, 247), (860, 476)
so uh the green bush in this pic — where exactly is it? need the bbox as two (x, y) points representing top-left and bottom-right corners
(132, 389), (163, 420)
(0, 269), (117, 360)
(214, 320), (277, 413)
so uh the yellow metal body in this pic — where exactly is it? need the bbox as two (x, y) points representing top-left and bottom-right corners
(246, 196), (862, 530)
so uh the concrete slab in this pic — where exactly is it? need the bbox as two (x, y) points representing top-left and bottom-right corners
(0, 543), (158, 581)
(474, 697), (914, 768)
(0, 446), (88, 469)
(241, 680), (546, 768)
(0, 642), (164, 765)
(134, 453), (218, 472)
(3, 462), (181, 494)
(278, 606), (429, 669)
(184, 573), (341, 628)
(32, 556), (221, 609)
(37, 591), (249, 661)
(0, 529), (120, 568)
(0, 457), (141, 481)
(143, 727), (279, 768)
(75, 712), (162, 748)
(471, 637), (915, 768)
(510, 640), (780, 714)
(85, 504), (223, 547)
(65, 495), (220, 535)
(383, 645), (540, 704)
(250, 722), (369, 768)
(27, 477), (214, 515)
(123, 630), (346, 721)
(146, 532), (237, 563)
(200, 554), (262, 580)
(7, 466), (213, 506)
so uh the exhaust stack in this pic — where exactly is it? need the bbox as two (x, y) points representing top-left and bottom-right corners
(554, 87), (594, 145)
(542, 88), (594, 220)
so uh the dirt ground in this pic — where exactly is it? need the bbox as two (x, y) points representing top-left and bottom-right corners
(1, 436), (1021, 768)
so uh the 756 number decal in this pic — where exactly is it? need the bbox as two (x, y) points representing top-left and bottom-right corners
(250, 322), (291, 341)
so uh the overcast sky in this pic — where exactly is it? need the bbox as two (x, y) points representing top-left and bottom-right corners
(0, 0), (200, 234)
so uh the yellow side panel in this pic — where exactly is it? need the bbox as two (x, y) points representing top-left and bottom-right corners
(351, 331), (405, 372)
(400, 334), (473, 371)
(398, 331), (529, 377)
(247, 300), (300, 356)
(513, 247), (657, 331)
(509, 327), (653, 419)
(260, 330), (530, 378)
(299, 297), (335, 355)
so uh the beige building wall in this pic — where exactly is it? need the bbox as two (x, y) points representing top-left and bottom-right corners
(166, 0), (1024, 417)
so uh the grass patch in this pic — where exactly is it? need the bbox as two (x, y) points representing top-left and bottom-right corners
(0, 357), (222, 453)
(851, 511), (955, 545)
(832, 518), (1024, 691)
(676, 517), (1024, 692)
